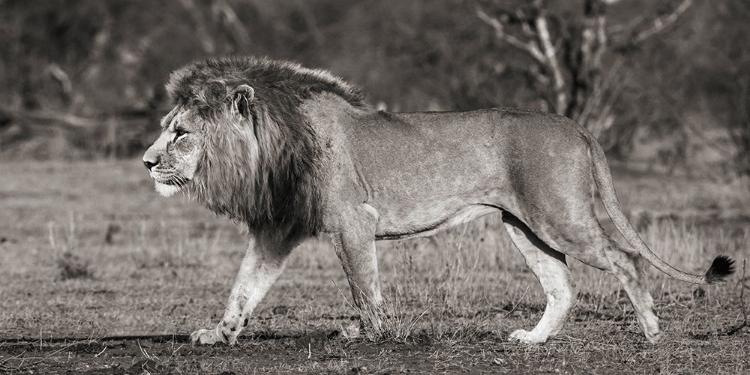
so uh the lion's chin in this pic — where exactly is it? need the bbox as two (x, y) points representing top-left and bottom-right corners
(155, 182), (182, 197)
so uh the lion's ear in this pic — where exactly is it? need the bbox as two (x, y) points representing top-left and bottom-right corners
(229, 84), (254, 118)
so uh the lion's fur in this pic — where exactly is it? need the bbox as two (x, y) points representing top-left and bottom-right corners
(166, 56), (365, 115)
(166, 57), (364, 237)
(146, 56), (734, 346)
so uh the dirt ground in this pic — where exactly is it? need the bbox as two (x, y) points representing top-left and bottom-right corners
(1, 160), (748, 374)
(1, 329), (748, 374)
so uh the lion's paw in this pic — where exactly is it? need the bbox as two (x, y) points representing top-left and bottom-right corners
(645, 330), (662, 345)
(190, 328), (229, 346)
(508, 329), (547, 344)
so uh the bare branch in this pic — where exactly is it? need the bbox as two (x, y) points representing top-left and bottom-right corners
(608, 14), (644, 35)
(477, 6), (569, 115)
(592, 13), (607, 70)
(0, 106), (98, 129)
(296, 0), (325, 45)
(527, 65), (550, 86)
(45, 64), (73, 105)
(476, 8), (545, 64)
(515, 9), (535, 37)
(580, 60), (626, 139)
(534, 15), (567, 115)
(633, 0), (693, 44)
(568, 0), (608, 118)
(178, 0), (217, 53)
(212, 0), (251, 49)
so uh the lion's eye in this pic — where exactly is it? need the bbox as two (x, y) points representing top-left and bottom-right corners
(174, 128), (188, 141)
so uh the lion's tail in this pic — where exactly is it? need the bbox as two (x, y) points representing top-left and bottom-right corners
(583, 131), (735, 284)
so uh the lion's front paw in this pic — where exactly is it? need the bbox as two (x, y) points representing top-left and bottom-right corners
(190, 328), (228, 346)
(509, 329), (547, 344)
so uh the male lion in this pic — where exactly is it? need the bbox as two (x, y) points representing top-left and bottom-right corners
(143, 57), (734, 345)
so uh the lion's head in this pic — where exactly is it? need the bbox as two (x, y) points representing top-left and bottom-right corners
(142, 83), (256, 198)
(143, 57), (364, 236)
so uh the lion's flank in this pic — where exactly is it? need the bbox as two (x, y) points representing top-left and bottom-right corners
(167, 57), (366, 238)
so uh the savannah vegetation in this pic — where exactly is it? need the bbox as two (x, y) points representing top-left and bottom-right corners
(0, 160), (748, 373)
(0, 0), (749, 374)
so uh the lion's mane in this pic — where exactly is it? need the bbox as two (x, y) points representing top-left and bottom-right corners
(165, 56), (365, 238)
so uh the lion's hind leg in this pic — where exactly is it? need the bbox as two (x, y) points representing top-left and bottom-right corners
(502, 214), (575, 344)
(329, 204), (384, 335)
(543, 218), (661, 343)
(603, 244), (661, 343)
(539, 220), (661, 343)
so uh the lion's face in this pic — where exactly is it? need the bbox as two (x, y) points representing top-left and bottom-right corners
(143, 106), (205, 197)
(143, 84), (256, 197)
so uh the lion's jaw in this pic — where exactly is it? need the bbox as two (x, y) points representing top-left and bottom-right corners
(149, 167), (194, 197)
(155, 181), (182, 197)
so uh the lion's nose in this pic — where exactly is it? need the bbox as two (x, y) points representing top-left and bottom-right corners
(143, 156), (159, 171)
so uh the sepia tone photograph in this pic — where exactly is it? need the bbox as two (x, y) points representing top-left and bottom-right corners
(0, 0), (748, 373)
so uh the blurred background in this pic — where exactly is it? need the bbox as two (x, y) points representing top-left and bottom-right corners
(0, 0), (748, 177)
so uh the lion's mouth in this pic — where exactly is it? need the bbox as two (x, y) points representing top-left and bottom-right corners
(157, 177), (190, 186)
(150, 170), (191, 186)
(150, 170), (191, 197)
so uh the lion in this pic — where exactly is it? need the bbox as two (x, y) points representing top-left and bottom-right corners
(143, 56), (734, 346)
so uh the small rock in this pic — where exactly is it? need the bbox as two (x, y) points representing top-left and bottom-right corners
(340, 322), (360, 339)
(272, 305), (289, 315)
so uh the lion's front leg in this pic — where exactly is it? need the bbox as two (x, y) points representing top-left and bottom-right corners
(191, 236), (295, 346)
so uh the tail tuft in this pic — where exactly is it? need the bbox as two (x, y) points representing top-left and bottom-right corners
(704, 255), (735, 284)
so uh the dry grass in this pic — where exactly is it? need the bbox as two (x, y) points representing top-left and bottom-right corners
(0, 159), (748, 374)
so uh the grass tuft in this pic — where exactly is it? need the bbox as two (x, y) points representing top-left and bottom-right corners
(48, 213), (93, 280)
(56, 251), (93, 280)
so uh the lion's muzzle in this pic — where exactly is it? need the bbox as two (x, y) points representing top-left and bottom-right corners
(143, 157), (159, 171)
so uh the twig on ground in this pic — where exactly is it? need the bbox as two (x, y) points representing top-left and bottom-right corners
(741, 259), (748, 326)
(0, 351), (27, 371)
(137, 340), (157, 361)
(94, 346), (107, 358)
(724, 258), (748, 336)
(0, 341), (78, 372)
(504, 285), (531, 317)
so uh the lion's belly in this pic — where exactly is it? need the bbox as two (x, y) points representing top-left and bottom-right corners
(373, 200), (502, 240)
